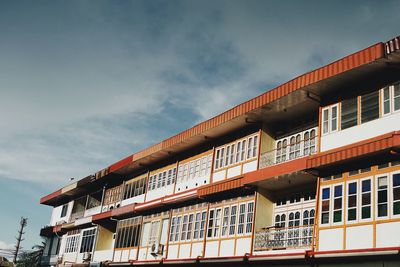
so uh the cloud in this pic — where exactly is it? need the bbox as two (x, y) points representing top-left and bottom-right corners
(0, 0), (400, 188)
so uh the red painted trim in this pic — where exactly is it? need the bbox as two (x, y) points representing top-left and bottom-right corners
(310, 246), (400, 256)
(40, 189), (62, 204)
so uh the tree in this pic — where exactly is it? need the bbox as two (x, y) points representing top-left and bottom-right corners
(16, 240), (45, 267)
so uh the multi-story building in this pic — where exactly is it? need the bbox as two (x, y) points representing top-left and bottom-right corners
(39, 35), (400, 267)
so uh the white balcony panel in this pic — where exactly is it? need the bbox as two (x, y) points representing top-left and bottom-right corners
(236, 237), (251, 256)
(205, 241), (219, 257)
(227, 165), (241, 178)
(121, 250), (129, 261)
(93, 249), (113, 262)
(74, 216), (92, 226)
(113, 250), (122, 262)
(191, 242), (203, 258)
(121, 194), (145, 207)
(167, 245), (179, 259)
(212, 170), (226, 182)
(376, 222), (400, 248)
(129, 249), (138, 260)
(179, 244), (191, 258)
(84, 206), (101, 217)
(138, 248), (147, 260)
(220, 239), (235, 256)
(62, 253), (77, 264)
(346, 225), (373, 249)
(318, 228), (343, 251)
(145, 184), (174, 202)
(321, 112), (400, 152)
(243, 160), (257, 174)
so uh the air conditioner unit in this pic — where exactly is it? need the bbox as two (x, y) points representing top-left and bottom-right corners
(150, 243), (164, 256)
(82, 252), (92, 262)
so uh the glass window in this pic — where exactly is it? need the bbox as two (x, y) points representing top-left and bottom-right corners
(394, 83), (400, 111)
(200, 211), (206, 239)
(383, 86), (391, 114)
(175, 217), (181, 242)
(187, 214), (194, 240)
(169, 217), (176, 242)
(341, 98), (358, 130)
(214, 208), (222, 237)
(222, 207), (230, 237)
(61, 204), (68, 218)
(333, 185), (343, 223)
(347, 182), (357, 221)
(361, 91), (379, 123)
(80, 228), (96, 253)
(207, 210), (214, 238)
(229, 205), (237, 235)
(377, 176), (388, 217)
(193, 213), (201, 239)
(331, 106), (338, 131)
(237, 203), (246, 234)
(361, 179), (371, 219)
(322, 108), (329, 134)
(393, 173), (400, 215)
(246, 202), (254, 234)
(181, 215), (188, 241)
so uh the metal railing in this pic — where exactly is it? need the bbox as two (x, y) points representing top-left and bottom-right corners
(259, 137), (318, 169)
(254, 225), (314, 251)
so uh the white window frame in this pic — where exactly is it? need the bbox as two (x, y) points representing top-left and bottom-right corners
(321, 104), (339, 135)
(376, 174), (389, 220)
(391, 170), (400, 218)
(359, 177), (373, 222)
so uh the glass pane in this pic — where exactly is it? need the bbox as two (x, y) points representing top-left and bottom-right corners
(341, 98), (358, 130)
(393, 174), (400, 187)
(348, 182), (357, 194)
(362, 193), (371, 205)
(393, 187), (400, 201)
(321, 213), (329, 224)
(361, 91), (379, 123)
(334, 185), (342, 197)
(378, 204), (388, 217)
(394, 84), (400, 111)
(378, 190), (388, 203)
(348, 208), (356, 221)
(334, 198), (342, 209)
(348, 195), (357, 207)
(322, 188), (330, 200)
(331, 106), (338, 131)
(361, 206), (371, 219)
(362, 180), (371, 192)
(333, 211), (342, 223)
(322, 200), (330, 212)
(393, 202), (400, 215)
(378, 177), (387, 188)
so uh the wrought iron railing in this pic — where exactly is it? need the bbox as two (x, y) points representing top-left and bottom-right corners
(254, 225), (314, 251)
(259, 135), (318, 169)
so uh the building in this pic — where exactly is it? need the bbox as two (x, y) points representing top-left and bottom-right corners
(39, 35), (400, 267)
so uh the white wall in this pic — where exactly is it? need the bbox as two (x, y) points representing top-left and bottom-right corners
(145, 184), (174, 202)
(50, 201), (73, 226)
(320, 112), (400, 152)
(318, 228), (343, 251)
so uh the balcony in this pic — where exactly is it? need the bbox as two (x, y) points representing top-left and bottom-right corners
(254, 225), (314, 251)
(259, 127), (318, 169)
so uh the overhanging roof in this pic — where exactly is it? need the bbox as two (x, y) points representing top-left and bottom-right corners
(41, 36), (400, 206)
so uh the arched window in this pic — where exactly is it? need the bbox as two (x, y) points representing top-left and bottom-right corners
(303, 210), (309, 225)
(310, 129), (316, 153)
(295, 134), (301, 157)
(276, 141), (282, 163)
(282, 139), (287, 161)
(289, 136), (295, 159)
(295, 212), (300, 227)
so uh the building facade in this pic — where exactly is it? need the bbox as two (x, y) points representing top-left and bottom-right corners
(39, 36), (400, 267)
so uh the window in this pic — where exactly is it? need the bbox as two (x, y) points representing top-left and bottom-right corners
(207, 210), (214, 238)
(193, 212), (201, 239)
(169, 217), (176, 242)
(229, 205), (237, 235)
(289, 136), (295, 160)
(361, 91), (379, 123)
(392, 173), (400, 215)
(275, 214), (286, 228)
(237, 203), (246, 234)
(322, 105), (338, 134)
(333, 185), (343, 223)
(64, 231), (80, 253)
(214, 208), (222, 237)
(382, 83), (400, 115)
(321, 187), (330, 224)
(187, 214), (194, 240)
(303, 209), (315, 225)
(247, 137), (253, 159)
(61, 204), (68, 218)
(341, 98), (358, 130)
(148, 168), (176, 191)
(181, 215), (188, 241)
(347, 182), (357, 221)
(230, 144), (235, 165)
(175, 217), (181, 242)
(123, 177), (146, 200)
(115, 217), (142, 248)
(361, 179), (372, 219)
(80, 228), (96, 253)
(377, 176), (388, 217)
(199, 211), (206, 239)
(221, 207), (230, 237)
(246, 202), (254, 233)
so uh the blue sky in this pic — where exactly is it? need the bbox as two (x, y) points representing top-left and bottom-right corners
(0, 0), (399, 256)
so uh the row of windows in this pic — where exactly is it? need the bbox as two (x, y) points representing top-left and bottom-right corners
(169, 211), (207, 243)
(115, 217), (142, 248)
(148, 167), (177, 191)
(64, 234), (80, 253)
(177, 154), (212, 183)
(275, 192), (316, 206)
(214, 134), (259, 170)
(322, 83), (400, 135)
(207, 202), (254, 239)
(123, 177), (146, 200)
(320, 172), (400, 225)
(275, 128), (317, 164)
(274, 209), (315, 228)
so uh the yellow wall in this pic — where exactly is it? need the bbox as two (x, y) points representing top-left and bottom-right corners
(254, 189), (274, 230)
(95, 226), (114, 251)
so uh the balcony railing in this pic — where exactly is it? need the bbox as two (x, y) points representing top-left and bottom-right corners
(259, 130), (318, 169)
(254, 225), (314, 251)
